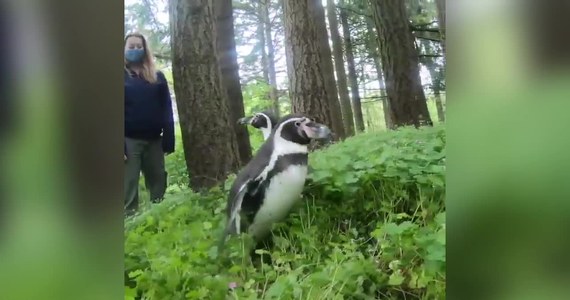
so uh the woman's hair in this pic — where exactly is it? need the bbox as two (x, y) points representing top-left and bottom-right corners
(124, 32), (158, 83)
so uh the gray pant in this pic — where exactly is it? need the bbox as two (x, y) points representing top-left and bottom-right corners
(124, 137), (167, 213)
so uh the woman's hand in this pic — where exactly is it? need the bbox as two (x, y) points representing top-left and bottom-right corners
(124, 154), (127, 161)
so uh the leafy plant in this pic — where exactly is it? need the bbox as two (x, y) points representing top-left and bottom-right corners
(125, 125), (446, 299)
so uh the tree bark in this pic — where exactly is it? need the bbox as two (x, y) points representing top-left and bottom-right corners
(339, 0), (365, 132)
(310, 0), (345, 140)
(282, 0), (334, 133)
(215, 0), (252, 167)
(369, 0), (433, 127)
(418, 38), (445, 123)
(326, 0), (355, 136)
(425, 60), (445, 122)
(262, 0), (281, 118)
(435, 0), (445, 54)
(433, 88), (445, 123)
(170, 0), (240, 190)
(257, 4), (269, 84)
(365, 16), (393, 129)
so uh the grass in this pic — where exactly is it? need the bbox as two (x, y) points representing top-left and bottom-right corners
(125, 123), (446, 300)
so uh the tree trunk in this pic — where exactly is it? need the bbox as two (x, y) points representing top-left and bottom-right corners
(282, 0), (334, 132)
(425, 60), (445, 122)
(310, 0), (345, 140)
(170, 0), (240, 190)
(262, 0), (281, 118)
(436, 0), (445, 54)
(365, 16), (393, 129)
(257, 0), (275, 113)
(433, 89), (445, 123)
(339, 0), (365, 132)
(326, 0), (355, 136)
(257, 5), (269, 84)
(215, 0), (252, 167)
(369, 0), (433, 127)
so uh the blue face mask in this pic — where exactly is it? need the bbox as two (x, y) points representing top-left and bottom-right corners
(125, 49), (145, 63)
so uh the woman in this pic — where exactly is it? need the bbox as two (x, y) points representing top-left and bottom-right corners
(124, 32), (175, 214)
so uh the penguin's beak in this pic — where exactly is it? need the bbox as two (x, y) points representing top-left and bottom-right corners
(238, 116), (252, 125)
(302, 121), (332, 140)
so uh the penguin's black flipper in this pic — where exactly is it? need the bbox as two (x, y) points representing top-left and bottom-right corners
(219, 133), (274, 253)
(218, 183), (249, 251)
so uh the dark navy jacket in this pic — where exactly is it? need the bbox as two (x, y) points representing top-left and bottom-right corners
(124, 69), (175, 155)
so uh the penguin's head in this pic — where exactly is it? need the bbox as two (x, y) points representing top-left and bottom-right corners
(237, 111), (277, 130)
(276, 114), (332, 145)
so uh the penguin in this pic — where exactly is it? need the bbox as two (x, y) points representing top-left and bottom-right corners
(237, 110), (278, 141)
(220, 114), (332, 262)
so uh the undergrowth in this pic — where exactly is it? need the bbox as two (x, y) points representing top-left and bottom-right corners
(125, 125), (446, 300)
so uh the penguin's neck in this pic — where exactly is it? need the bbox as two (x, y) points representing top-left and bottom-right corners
(261, 127), (272, 140)
(255, 134), (307, 182)
(272, 136), (308, 155)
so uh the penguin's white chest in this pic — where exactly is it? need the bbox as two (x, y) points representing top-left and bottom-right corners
(248, 165), (308, 239)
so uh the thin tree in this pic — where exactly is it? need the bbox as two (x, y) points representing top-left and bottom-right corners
(436, 0), (445, 54)
(365, 16), (393, 129)
(421, 39), (445, 122)
(339, 0), (365, 132)
(169, 0), (240, 190)
(282, 0), (334, 130)
(430, 64), (445, 122)
(326, 0), (355, 136)
(369, 0), (433, 127)
(310, 0), (346, 139)
(261, 0), (281, 117)
(215, 0), (252, 166)
(257, 2), (270, 83)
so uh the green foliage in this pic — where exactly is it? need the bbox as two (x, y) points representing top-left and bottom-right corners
(242, 82), (273, 115)
(241, 82), (273, 152)
(164, 126), (188, 188)
(361, 96), (444, 132)
(125, 125), (446, 299)
(241, 81), (291, 152)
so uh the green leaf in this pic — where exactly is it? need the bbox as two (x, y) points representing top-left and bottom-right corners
(382, 223), (401, 235)
(203, 221), (212, 230)
(352, 161), (368, 170)
(426, 244), (446, 262)
(398, 221), (416, 232)
(371, 228), (383, 239)
(311, 170), (331, 182)
(388, 271), (405, 286)
(395, 213), (410, 220)
(264, 278), (288, 298)
(436, 229), (446, 245)
(409, 271), (429, 288)
(388, 260), (401, 271)
(429, 175), (445, 187)
(125, 287), (137, 300)
(229, 265), (242, 274)
(343, 174), (359, 184)
(128, 269), (144, 279)
(207, 246), (218, 259)
(435, 212), (446, 226)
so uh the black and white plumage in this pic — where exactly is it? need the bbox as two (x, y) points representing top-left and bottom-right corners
(237, 110), (278, 141)
(220, 114), (332, 255)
